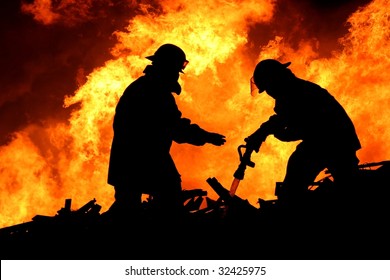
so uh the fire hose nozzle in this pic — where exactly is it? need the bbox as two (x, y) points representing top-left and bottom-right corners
(238, 145), (255, 168)
(232, 145), (256, 180)
(230, 144), (257, 196)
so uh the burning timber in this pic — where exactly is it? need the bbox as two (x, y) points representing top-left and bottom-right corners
(1, 160), (390, 260)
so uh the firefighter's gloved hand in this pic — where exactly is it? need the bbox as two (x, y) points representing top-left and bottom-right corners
(206, 132), (226, 146)
(244, 134), (262, 153)
(244, 125), (270, 152)
(244, 116), (280, 152)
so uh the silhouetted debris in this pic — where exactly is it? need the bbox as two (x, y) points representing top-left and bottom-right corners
(182, 188), (207, 212)
(0, 198), (102, 247)
(1, 160), (390, 259)
(206, 177), (260, 223)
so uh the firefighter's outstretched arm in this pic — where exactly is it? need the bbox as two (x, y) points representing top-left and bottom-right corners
(229, 115), (281, 196)
(173, 117), (226, 146)
(244, 114), (281, 152)
(205, 132), (226, 146)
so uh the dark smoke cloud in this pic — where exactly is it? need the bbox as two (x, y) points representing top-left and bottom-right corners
(0, 0), (373, 145)
(0, 0), (138, 145)
(249, 0), (372, 57)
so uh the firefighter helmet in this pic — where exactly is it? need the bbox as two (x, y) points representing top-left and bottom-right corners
(251, 59), (291, 95)
(146, 43), (189, 73)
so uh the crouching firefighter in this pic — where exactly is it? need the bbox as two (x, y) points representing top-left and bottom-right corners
(243, 59), (361, 209)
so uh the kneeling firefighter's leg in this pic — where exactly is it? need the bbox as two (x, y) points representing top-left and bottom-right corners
(279, 145), (325, 209)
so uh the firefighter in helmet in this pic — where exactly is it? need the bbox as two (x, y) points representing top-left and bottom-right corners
(106, 43), (226, 221)
(245, 59), (361, 208)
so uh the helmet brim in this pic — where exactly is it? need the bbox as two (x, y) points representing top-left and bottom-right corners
(146, 55), (186, 73)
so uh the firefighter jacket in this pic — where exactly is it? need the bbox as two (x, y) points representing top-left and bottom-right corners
(266, 77), (361, 155)
(107, 66), (212, 192)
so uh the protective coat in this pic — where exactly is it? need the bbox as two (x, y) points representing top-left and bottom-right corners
(107, 66), (210, 194)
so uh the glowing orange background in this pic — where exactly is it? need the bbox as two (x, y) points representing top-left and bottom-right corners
(0, 0), (388, 228)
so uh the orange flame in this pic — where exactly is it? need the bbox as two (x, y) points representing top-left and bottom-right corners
(1, 0), (389, 228)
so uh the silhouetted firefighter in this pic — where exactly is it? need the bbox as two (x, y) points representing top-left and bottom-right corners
(243, 59), (361, 210)
(105, 43), (226, 222)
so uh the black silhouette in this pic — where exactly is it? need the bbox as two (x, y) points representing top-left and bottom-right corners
(245, 59), (361, 209)
(105, 43), (226, 222)
(1, 55), (390, 260)
(1, 158), (389, 260)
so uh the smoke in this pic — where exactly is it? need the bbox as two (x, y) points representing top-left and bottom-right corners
(0, 0), (136, 145)
(249, 0), (373, 56)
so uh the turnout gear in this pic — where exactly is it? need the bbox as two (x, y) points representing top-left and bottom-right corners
(244, 58), (361, 207)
